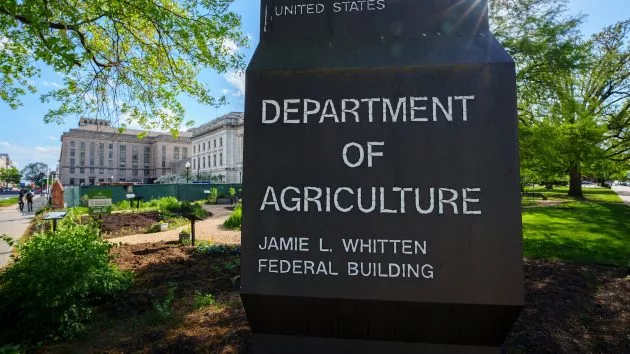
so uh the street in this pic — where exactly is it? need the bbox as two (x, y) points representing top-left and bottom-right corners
(0, 196), (47, 267)
(612, 185), (630, 206)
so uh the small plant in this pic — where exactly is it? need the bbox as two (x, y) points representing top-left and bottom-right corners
(146, 223), (162, 234)
(152, 283), (177, 319)
(179, 227), (191, 245)
(195, 242), (240, 255)
(193, 291), (216, 309)
(229, 187), (236, 198)
(223, 202), (242, 230)
(207, 188), (218, 204)
(0, 216), (132, 345)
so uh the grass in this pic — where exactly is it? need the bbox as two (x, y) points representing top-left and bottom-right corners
(522, 186), (630, 266)
(0, 197), (18, 207)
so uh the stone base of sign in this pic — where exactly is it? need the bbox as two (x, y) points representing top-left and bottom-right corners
(242, 294), (521, 348)
(249, 334), (499, 354)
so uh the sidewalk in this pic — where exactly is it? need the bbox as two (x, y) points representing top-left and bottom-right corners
(612, 185), (630, 205)
(107, 205), (241, 245)
(0, 196), (48, 267)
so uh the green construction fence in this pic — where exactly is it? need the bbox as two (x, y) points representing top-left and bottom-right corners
(63, 184), (242, 207)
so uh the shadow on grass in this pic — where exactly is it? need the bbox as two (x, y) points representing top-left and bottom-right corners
(523, 201), (630, 266)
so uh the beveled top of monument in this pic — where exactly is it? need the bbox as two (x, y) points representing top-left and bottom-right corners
(260, 0), (489, 43)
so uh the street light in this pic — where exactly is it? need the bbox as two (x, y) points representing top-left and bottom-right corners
(185, 161), (191, 183)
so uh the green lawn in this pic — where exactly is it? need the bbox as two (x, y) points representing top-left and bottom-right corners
(0, 197), (18, 207)
(522, 187), (630, 266)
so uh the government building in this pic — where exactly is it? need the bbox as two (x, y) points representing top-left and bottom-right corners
(57, 113), (244, 186)
(58, 118), (192, 186)
(190, 112), (244, 183)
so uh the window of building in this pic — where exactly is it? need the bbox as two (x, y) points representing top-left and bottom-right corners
(119, 145), (126, 175)
(203, 142), (206, 151)
(161, 146), (166, 168)
(144, 147), (151, 177)
(69, 178), (75, 185)
(203, 156), (206, 169)
(174, 146), (180, 160)
(197, 157), (200, 170)
(213, 154), (216, 167)
(182, 147), (188, 159)
(193, 145), (196, 154)
(213, 139), (216, 148)
(80, 142), (86, 173)
(193, 159), (196, 169)
(70, 158), (75, 174)
(220, 153), (223, 166)
(79, 178), (85, 185)
(70, 141), (76, 157)
(220, 137), (223, 147)
(99, 143), (105, 175)
(132, 145), (139, 177)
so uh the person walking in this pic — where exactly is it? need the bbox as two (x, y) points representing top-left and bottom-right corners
(17, 190), (25, 213)
(25, 191), (34, 212)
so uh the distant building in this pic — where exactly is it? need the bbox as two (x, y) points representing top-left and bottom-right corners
(58, 118), (192, 186)
(0, 153), (13, 169)
(190, 112), (244, 183)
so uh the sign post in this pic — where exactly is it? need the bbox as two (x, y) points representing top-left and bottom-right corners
(242, 0), (524, 352)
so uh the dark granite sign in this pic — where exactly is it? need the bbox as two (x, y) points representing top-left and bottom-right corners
(242, 0), (524, 352)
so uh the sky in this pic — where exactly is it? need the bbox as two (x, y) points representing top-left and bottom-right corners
(0, 0), (628, 170)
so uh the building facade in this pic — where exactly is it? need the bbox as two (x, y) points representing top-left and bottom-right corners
(0, 153), (13, 169)
(58, 118), (191, 186)
(190, 112), (244, 183)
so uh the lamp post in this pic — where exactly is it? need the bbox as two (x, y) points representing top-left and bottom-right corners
(185, 161), (191, 183)
(110, 175), (114, 184)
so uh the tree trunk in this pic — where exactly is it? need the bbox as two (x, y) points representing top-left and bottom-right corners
(568, 164), (583, 198)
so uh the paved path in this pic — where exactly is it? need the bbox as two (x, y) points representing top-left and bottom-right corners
(108, 204), (241, 245)
(612, 185), (630, 205)
(0, 196), (47, 268)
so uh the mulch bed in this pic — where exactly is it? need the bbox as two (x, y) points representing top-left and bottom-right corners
(40, 243), (630, 353)
(97, 211), (162, 238)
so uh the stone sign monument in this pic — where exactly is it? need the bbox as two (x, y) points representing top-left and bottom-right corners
(241, 0), (524, 352)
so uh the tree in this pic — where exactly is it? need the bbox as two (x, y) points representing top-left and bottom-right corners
(0, 0), (247, 133)
(21, 162), (48, 187)
(0, 167), (21, 187)
(490, 0), (630, 198)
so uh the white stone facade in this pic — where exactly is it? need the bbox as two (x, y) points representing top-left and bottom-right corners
(58, 119), (191, 186)
(190, 112), (244, 183)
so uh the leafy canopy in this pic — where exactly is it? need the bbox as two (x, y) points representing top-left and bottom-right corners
(0, 167), (21, 185)
(20, 162), (48, 187)
(0, 0), (247, 133)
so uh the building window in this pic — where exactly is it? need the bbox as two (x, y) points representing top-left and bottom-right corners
(80, 142), (86, 173)
(203, 156), (206, 169)
(99, 143), (105, 174)
(70, 158), (75, 173)
(220, 137), (223, 147)
(144, 147), (151, 177)
(203, 142), (206, 151)
(182, 147), (188, 159)
(119, 145), (126, 176)
(193, 159), (196, 169)
(213, 139), (216, 148)
(162, 146), (166, 168)
(69, 141), (76, 157)
(69, 178), (75, 185)
(213, 154), (216, 167)
(79, 178), (85, 185)
(193, 145), (196, 154)
(220, 153), (223, 166)
(174, 147), (180, 160)
(132, 145), (139, 177)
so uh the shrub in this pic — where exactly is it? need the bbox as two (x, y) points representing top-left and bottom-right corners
(0, 214), (133, 346)
(223, 203), (242, 230)
(207, 188), (218, 204)
(145, 197), (181, 214)
(193, 291), (216, 309)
